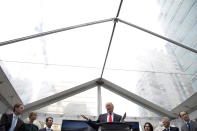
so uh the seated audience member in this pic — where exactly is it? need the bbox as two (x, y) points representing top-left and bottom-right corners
(39, 117), (53, 131)
(0, 103), (24, 131)
(179, 111), (197, 131)
(162, 118), (179, 131)
(144, 122), (153, 131)
(21, 112), (38, 131)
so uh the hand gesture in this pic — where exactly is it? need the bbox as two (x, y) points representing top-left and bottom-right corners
(81, 115), (90, 121)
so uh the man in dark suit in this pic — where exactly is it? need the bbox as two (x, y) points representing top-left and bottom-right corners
(81, 102), (122, 123)
(0, 103), (24, 131)
(81, 102), (122, 130)
(96, 102), (122, 123)
(39, 117), (53, 131)
(179, 111), (197, 131)
(162, 118), (179, 131)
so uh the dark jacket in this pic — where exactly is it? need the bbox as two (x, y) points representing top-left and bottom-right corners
(87, 113), (122, 130)
(38, 128), (53, 131)
(0, 113), (23, 131)
(21, 123), (38, 131)
(162, 127), (179, 131)
(96, 113), (122, 123)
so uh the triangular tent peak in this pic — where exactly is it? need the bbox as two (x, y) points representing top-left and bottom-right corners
(0, 0), (196, 120)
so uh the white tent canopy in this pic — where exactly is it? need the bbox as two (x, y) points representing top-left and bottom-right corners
(0, 0), (196, 118)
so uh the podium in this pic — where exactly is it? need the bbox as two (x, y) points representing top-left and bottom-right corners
(97, 122), (131, 131)
(61, 120), (96, 131)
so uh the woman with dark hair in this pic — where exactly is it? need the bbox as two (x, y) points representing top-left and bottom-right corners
(144, 122), (153, 131)
(21, 112), (38, 131)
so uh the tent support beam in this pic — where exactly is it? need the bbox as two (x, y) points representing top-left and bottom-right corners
(0, 18), (114, 46)
(118, 18), (197, 54)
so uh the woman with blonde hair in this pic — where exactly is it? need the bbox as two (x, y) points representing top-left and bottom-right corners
(21, 112), (39, 131)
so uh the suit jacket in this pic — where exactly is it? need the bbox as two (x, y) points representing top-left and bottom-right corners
(0, 113), (23, 131)
(96, 113), (122, 123)
(87, 113), (122, 130)
(181, 120), (197, 131)
(21, 123), (38, 131)
(38, 128), (53, 131)
(162, 127), (179, 131)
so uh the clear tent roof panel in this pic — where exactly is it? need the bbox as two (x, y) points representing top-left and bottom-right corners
(0, 0), (120, 42)
(36, 87), (159, 117)
(120, 0), (163, 34)
(0, 62), (100, 104)
(0, 22), (113, 104)
(0, 0), (196, 116)
(120, 0), (197, 49)
(103, 22), (196, 111)
(36, 87), (98, 116)
(101, 87), (159, 117)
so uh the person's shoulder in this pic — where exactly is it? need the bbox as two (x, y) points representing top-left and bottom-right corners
(98, 113), (108, 119)
(113, 113), (121, 117)
(3, 113), (12, 116)
(39, 127), (45, 130)
(1, 113), (12, 119)
(1, 113), (7, 117)
(191, 120), (197, 127)
(38, 127), (46, 131)
(33, 124), (39, 130)
(171, 126), (179, 130)
(180, 124), (186, 130)
(18, 117), (24, 123)
(191, 120), (197, 124)
(99, 113), (107, 117)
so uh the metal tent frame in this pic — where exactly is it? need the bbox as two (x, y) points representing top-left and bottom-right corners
(0, 0), (196, 119)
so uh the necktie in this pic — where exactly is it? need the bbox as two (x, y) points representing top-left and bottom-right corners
(187, 122), (190, 131)
(108, 114), (112, 122)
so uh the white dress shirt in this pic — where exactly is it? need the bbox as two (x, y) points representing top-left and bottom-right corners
(46, 126), (52, 131)
(165, 127), (170, 131)
(9, 114), (18, 131)
(107, 113), (114, 122)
